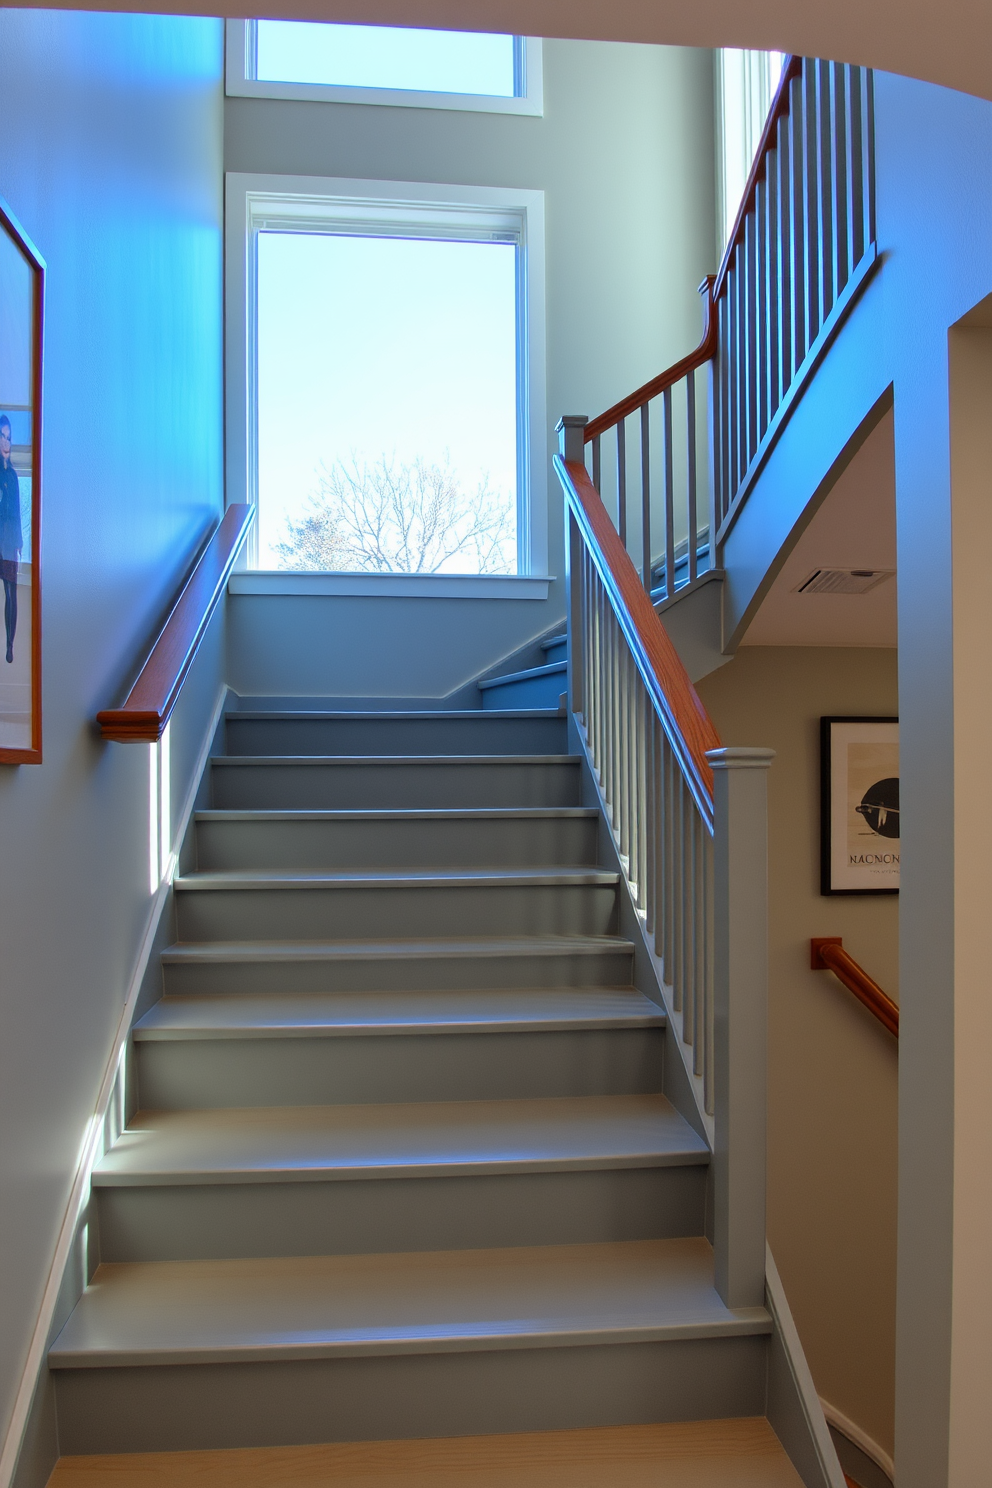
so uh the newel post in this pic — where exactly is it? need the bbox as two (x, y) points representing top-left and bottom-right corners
(556, 416), (588, 719)
(707, 745), (776, 1309)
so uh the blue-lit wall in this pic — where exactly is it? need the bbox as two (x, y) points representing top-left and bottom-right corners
(0, 8), (224, 1475)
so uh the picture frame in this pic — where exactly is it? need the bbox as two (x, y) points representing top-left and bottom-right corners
(0, 194), (44, 764)
(820, 716), (899, 895)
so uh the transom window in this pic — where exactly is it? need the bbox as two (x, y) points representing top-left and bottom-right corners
(225, 176), (548, 579)
(256, 23), (518, 97)
(226, 22), (543, 116)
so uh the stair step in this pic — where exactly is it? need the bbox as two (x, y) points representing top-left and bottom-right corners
(132, 986), (666, 1109)
(44, 1419), (806, 1487)
(172, 868), (620, 942)
(134, 986), (664, 1039)
(160, 934), (636, 996)
(175, 867), (618, 890)
(94, 1094), (707, 1187)
(49, 1237), (768, 1369)
(224, 710), (567, 758)
(478, 661), (568, 691)
(210, 755), (582, 810)
(193, 807), (599, 871)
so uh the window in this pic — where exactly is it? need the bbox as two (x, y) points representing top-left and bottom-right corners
(715, 50), (788, 253)
(226, 21), (543, 116)
(226, 175), (548, 586)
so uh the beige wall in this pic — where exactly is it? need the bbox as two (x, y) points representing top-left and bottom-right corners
(697, 646), (898, 1458)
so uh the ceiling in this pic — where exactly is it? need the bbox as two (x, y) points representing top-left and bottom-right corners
(11, 0), (992, 106)
(740, 408), (897, 648)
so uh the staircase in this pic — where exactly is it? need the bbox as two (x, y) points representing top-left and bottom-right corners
(46, 696), (799, 1469)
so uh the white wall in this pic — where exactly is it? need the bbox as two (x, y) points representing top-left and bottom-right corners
(223, 38), (716, 699)
(0, 8), (225, 1471)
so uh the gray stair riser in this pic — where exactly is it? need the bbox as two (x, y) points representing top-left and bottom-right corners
(174, 883), (619, 943)
(95, 1166), (706, 1264)
(211, 760), (582, 811)
(542, 638), (567, 664)
(482, 675), (567, 711)
(135, 1028), (665, 1109)
(194, 814), (599, 872)
(225, 715), (567, 756)
(161, 948), (636, 998)
(53, 1335), (768, 1455)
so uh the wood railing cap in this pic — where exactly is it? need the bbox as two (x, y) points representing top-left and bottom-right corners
(97, 502), (254, 743)
(810, 936), (899, 1038)
(556, 453), (721, 810)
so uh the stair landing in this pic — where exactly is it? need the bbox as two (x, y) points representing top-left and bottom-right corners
(46, 1418), (804, 1486)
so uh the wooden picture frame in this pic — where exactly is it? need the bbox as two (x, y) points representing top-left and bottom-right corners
(0, 194), (44, 764)
(820, 716), (899, 895)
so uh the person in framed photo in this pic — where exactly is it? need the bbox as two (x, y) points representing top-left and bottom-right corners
(0, 413), (22, 664)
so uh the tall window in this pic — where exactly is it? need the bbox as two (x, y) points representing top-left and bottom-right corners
(226, 177), (547, 577)
(715, 50), (788, 253)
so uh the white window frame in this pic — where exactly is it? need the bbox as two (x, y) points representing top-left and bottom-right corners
(225, 172), (549, 594)
(225, 20), (543, 117)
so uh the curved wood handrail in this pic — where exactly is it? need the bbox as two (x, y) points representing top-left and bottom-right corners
(97, 504), (254, 743)
(556, 453), (721, 808)
(811, 937), (899, 1038)
(714, 55), (804, 302)
(584, 275), (718, 443)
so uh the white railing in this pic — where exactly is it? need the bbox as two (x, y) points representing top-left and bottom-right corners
(556, 422), (773, 1310)
(580, 56), (877, 591)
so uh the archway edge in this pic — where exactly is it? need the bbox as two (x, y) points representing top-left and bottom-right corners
(12, 0), (992, 103)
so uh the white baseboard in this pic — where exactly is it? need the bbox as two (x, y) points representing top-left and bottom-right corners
(820, 1397), (894, 1483)
(0, 686), (228, 1488)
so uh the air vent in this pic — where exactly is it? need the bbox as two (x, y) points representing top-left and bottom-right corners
(794, 568), (895, 595)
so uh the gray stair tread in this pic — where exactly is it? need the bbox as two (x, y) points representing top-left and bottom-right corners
(479, 662), (568, 690)
(92, 1094), (708, 1185)
(174, 867), (619, 892)
(227, 710), (563, 721)
(50, 1237), (767, 1367)
(541, 635), (566, 650)
(134, 986), (665, 1040)
(195, 807), (598, 822)
(212, 754), (580, 767)
(160, 934), (635, 964)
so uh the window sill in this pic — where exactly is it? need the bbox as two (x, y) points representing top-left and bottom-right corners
(228, 571), (555, 600)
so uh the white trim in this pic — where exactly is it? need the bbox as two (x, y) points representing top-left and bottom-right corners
(820, 1396), (895, 1482)
(224, 171), (548, 579)
(225, 20), (543, 116)
(229, 571), (553, 599)
(0, 686), (228, 1488)
(765, 1248), (848, 1488)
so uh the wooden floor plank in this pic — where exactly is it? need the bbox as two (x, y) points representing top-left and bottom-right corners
(47, 1418), (804, 1487)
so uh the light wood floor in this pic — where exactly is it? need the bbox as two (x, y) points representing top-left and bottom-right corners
(47, 1419), (806, 1487)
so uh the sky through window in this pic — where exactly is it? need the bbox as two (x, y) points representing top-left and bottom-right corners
(255, 23), (517, 96)
(256, 231), (519, 573)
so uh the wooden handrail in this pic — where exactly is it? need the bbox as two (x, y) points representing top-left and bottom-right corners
(556, 453), (721, 807)
(714, 55), (804, 301)
(584, 275), (717, 442)
(97, 504), (254, 743)
(811, 937), (899, 1038)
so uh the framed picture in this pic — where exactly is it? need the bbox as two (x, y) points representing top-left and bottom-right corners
(0, 195), (44, 764)
(821, 716), (899, 895)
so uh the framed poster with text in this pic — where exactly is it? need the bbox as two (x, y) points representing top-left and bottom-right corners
(820, 716), (899, 895)
(0, 194), (43, 764)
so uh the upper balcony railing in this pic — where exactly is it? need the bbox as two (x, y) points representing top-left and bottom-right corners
(578, 55), (877, 595)
(713, 56), (877, 540)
